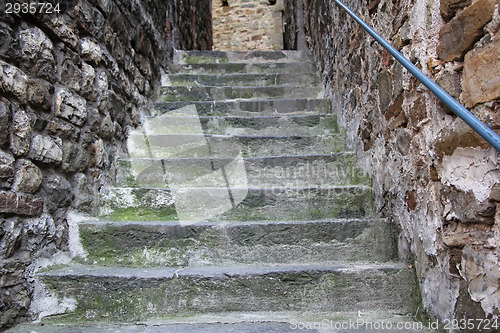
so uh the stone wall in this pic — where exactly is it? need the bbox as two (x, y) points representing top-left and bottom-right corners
(0, 0), (211, 329)
(213, 0), (284, 50)
(175, 0), (213, 50)
(285, 0), (500, 326)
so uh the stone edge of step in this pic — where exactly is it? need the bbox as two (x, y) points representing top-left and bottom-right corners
(38, 262), (410, 279)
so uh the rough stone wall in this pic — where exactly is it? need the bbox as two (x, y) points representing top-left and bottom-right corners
(175, 0), (213, 50)
(0, 0), (211, 330)
(213, 0), (284, 50)
(285, 0), (500, 326)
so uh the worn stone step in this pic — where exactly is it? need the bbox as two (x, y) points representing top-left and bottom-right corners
(174, 50), (307, 64)
(164, 73), (321, 87)
(78, 219), (396, 267)
(98, 186), (375, 222)
(115, 154), (370, 189)
(151, 99), (331, 117)
(37, 263), (417, 321)
(169, 62), (316, 75)
(158, 85), (324, 102)
(10, 311), (434, 332)
(127, 134), (346, 159)
(144, 114), (339, 136)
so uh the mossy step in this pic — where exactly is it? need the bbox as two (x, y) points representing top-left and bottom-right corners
(143, 113), (339, 136)
(174, 50), (306, 64)
(37, 263), (417, 321)
(158, 85), (324, 102)
(127, 134), (346, 159)
(115, 153), (370, 189)
(164, 73), (320, 87)
(151, 98), (331, 117)
(98, 186), (376, 222)
(78, 218), (396, 267)
(168, 62), (315, 75)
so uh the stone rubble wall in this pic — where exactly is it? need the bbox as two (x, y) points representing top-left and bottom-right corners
(213, 0), (284, 50)
(285, 0), (500, 325)
(0, 0), (211, 329)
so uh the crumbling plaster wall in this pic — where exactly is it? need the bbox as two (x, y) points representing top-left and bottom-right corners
(285, 0), (500, 326)
(0, 0), (211, 329)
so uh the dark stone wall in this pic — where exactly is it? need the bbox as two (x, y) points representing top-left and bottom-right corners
(175, 0), (213, 50)
(0, 0), (211, 329)
(285, 0), (500, 325)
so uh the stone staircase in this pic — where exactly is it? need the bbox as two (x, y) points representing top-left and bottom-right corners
(17, 51), (428, 332)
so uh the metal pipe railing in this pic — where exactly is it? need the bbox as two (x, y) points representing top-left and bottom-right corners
(332, 0), (500, 152)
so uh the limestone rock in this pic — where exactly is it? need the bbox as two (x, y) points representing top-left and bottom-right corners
(62, 141), (89, 174)
(0, 219), (22, 259)
(461, 38), (500, 108)
(440, 0), (472, 21)
(29, 135), (63, 165)
(80, 38), (102, 65)
(437, 0), (497, 62)
(17, 27), (55, 81)
(0, 191), (43, 216)
(0, 60), (27, 102)
(10, 109), (32, 157)
(13, 159), (42, 194)
(100, 114), (114, 139)
(26, 78), (52, 111)
(0, 150), (15, 188)
(72, 173), (93, 212)
(0, 101), (10, 146)
(42, 175), (73, 212)
(53, 88), (87, 126)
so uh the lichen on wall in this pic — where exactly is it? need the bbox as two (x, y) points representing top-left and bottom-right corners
(285, 0), (500, 325)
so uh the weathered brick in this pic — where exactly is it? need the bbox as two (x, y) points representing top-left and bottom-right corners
(461, 38), (500, 108)
(437, 0), (497, 62)
(0, 191), (43, 216)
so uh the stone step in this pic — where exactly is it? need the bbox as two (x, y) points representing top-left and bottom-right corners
(115, 153), (370, 189)
(174, 50), (307, 64)
(10, 311), (434, 332)
(144, 114), (339, 136)
(163, 73), (321, 87)
(158, 85), (324, 102)
(151, 98), (331, 117)
(37, 263), (417, 321)
(127, 134), (346, 159)
(169, 62), (315, 75)
(78, 219), (396, 267)
(98, 186), (375, 222)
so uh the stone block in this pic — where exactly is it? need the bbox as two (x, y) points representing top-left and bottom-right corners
(26, 79), (52, 111)
(440, 0), (472, 21)
(53, 88), (87, 126)
(0, 219), (22, 259)
(0, 60), (27, 102)
(72, 173), (93, 212)
(10, 109), (32, 157)
(29, 135), (63, 165)
(17, 27), (55, 80)
(461, 38), (500, 108)
(12, 159), (42, 194)
(42, 16), (78, 48)
(42, 174), (73, 212)
(62, 141), (89, 174)
(437, 0), (497, 62)
(0, 191), (43, 216)
(0, 150), (15, 188)
(80, 38), (102, 65)
(0, 101), (10, 146)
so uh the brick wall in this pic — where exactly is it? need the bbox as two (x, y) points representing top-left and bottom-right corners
(285, 0), (500, 325)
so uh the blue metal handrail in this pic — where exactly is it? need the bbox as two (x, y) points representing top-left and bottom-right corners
(332, 0), (500, 152)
